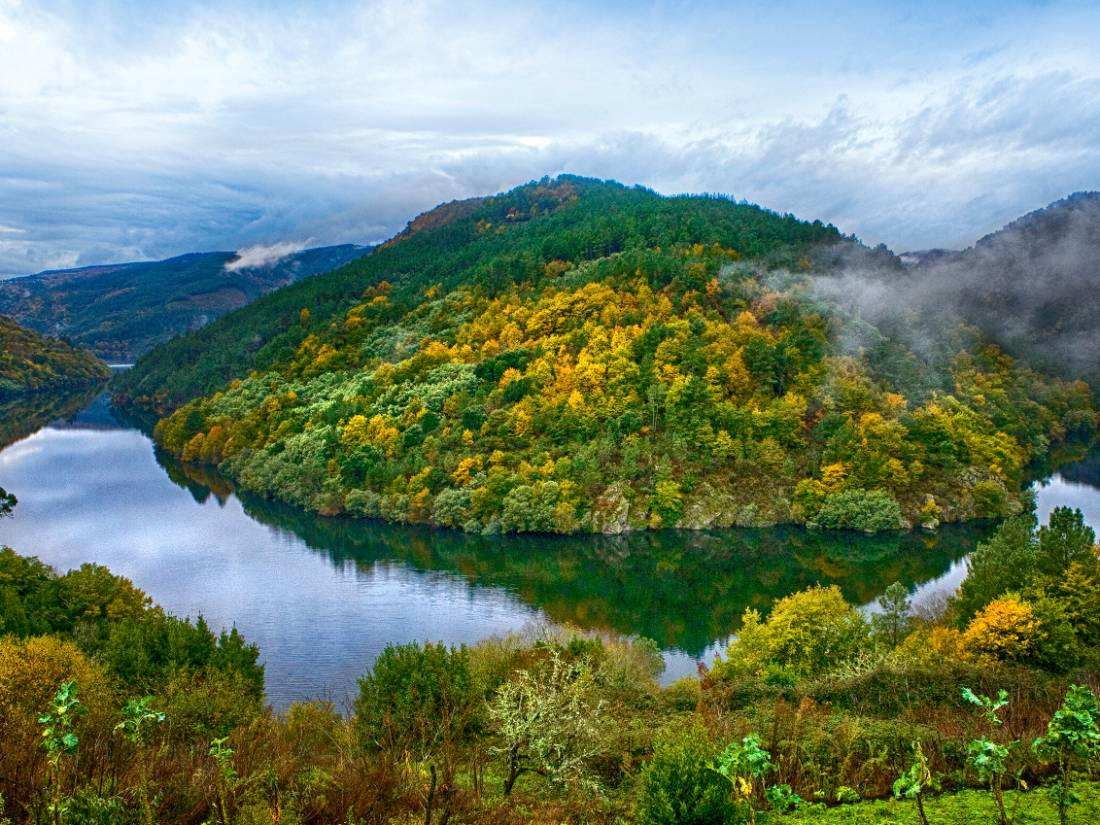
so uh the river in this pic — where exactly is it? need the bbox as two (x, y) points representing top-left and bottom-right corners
(1, 387), (1097, 709)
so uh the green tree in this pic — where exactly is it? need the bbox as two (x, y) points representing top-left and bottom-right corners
(0, 486), (14, 518)
(953, 515), (1038, 622)
(1037, 507), (1097, 578)
(872, 581), (911, 648)
(355, 641), (480, 762)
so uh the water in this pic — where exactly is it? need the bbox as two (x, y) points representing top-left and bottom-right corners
(1, 387), (1098, 708)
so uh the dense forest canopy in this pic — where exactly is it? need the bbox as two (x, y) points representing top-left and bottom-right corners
(116, 177), (1099, 534)
(0, 316), (110, 399)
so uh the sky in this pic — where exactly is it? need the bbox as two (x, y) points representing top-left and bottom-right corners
(1, 0), (1099, 277)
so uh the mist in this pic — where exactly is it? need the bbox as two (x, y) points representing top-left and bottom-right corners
(812, 192), (1100, 385)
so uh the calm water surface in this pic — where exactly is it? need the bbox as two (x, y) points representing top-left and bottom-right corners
(1, 388), (1098, 708)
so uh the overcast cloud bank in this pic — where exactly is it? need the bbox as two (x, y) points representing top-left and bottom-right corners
(1, 0), (1098, 276)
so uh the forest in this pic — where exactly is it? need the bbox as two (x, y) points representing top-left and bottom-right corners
(119, 177), (1099, 534)
(0, 317), (110, 400)
(1, 502), (1099, 824)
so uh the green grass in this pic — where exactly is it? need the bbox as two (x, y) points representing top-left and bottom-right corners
(780, 782), (1100, 824)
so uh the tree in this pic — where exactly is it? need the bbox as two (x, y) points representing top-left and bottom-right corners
(1037, 507), (1097, 578)
(814, 488), (903, 532)
(721, 585), (869, 679)
(963, 597), (1042, 665)
(488, 648), (606, 796)
(872, 581), (911, 648)
(953, 515), (1038, 622)
(355, 642), (480, 760)
(0, 487), (14, 518)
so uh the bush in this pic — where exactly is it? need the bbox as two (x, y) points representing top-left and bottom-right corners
(355, 641), (481, 759)
(0, 636), (114, 802)
(635, 719), (734, 825)
(718, 585), (870, 679)
(815, 488), (903, 532)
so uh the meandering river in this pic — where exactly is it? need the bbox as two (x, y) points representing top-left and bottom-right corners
(1, 387), (1097, 708)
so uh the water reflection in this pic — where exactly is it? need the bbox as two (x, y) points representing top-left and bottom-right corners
(1, 389), (1097, 707)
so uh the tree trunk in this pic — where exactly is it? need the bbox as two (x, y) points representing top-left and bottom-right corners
(915, 791), (930, 825)
(424, 763), (437, 825)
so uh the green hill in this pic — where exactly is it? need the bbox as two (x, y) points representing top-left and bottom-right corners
(0, 316), (110, 399)
(0, 244), (370, 362)
(118, 176), (1099, 534)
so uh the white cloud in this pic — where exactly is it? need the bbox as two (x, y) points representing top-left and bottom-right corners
(0, 0), (1098, 275)
(225, 240), (310, 271)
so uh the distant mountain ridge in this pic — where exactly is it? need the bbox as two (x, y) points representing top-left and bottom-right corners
(0, 244), (371, 362)
(907, 191), (1100, 382)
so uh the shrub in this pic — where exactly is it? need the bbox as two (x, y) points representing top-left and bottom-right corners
(815, 488), (903, 532)
(0, 636), (113, 804)
(355, 641), (481, 759)
(963, 597), (1042, 665)
(635, 720), (734, 825)
(719, 585), (870, 679)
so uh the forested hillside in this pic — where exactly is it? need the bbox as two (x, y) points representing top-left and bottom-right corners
(0, 316), (110, 399)
(119, 177), (1099, 534)
(0, 245), (370, 361)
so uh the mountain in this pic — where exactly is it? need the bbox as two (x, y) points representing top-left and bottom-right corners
(0, 316), (111, 399)
(117, 176), (1098, 534)
(906, 191), (1100, 383)
(0, 244), (371, 362)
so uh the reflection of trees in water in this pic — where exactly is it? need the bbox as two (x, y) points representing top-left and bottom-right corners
(0, 384), (106, 451)
(1056, 451), (1100, 489)
(157, 450), (993, 657)
(1026, 440), (1100, 488)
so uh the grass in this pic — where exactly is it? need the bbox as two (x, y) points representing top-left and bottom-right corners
(778, 781), (1100, 824)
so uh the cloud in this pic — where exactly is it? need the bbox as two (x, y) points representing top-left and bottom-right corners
(225, 240), (310, 271)
(0, 0), (1098, 276)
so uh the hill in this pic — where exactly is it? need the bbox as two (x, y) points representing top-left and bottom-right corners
(0, 244), (371, 362)
(119, 176), (1098, 534)
(906, 191), (1100, 382)
(0, 316), (111, 399)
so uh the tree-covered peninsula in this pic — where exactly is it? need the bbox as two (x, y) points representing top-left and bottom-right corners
(0, 316), (110, 400)
(117, 177), (1099, 534)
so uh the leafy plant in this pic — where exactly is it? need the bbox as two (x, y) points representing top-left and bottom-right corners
(893, 741), (936, 825)
(710, 734), (772, 825)
(1033, 685), (1100, 825)
(962, 687), (1014, 825)
(39, 680), (86, 825)
(208, 736), (238, 825)
(115, 696), (166, 825)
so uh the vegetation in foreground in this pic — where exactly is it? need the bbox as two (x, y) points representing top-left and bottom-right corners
(0, 316), (109, 399)
(1, 500), (1099, 823)
(121, 177), (1097, 534)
